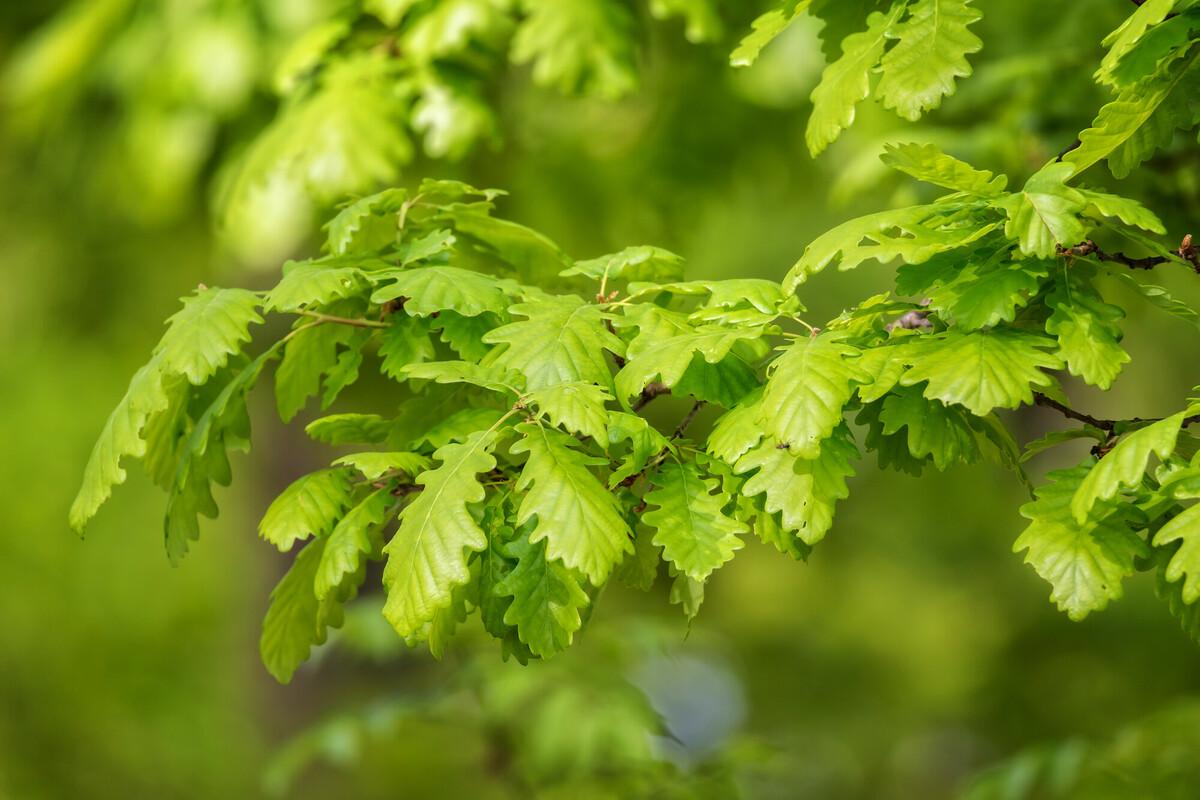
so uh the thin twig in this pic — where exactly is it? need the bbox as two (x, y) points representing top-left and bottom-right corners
(1058, 237), (1200, 271)
(1033, 392), (1116, 431)
(672, 401), (706, 439)
(1033, 392), (1200, 431)
(632, 382), (670, 411)
(1054, 138), (1082, 162)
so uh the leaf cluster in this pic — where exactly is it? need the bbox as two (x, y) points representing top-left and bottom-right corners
(71, 1), (1200, 678)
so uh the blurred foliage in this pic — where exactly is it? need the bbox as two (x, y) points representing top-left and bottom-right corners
(4, 1), (1200, 799)
(962, 701), (1200, 800)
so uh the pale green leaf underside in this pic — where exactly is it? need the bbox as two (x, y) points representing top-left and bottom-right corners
(259, 468), (355, 552)
(70, 360), (170, 533)
(1071, 413), (1185, 522)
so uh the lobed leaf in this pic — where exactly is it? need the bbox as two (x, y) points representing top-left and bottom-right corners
(382, 429), (500, 637)
(70, 360), (171, 533)
(155, 287), (263, 385)
(876, 0), (983, 122)
(1015, 463), (1149, 620)
(316, 488), (393, 601)
(511, 423), (632, 583)
(496, 524), (591, 658)
(644, 458), (746, 581)
(1071, 413), (1186, 523)
(899, 329), (1062, 416)
(761, 336), (871, 458)
(735, 424), (857, 545)
(807, 3), (907, 156)
(484, 297), (625, 391)
(259, 468), (356, 552)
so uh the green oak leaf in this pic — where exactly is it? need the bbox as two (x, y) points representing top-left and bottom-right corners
(644, 458), (746, 581)
(899, 329), (1062, 416)
(511, 423), (632, 584)
(1015, 462), (1149, 620)
(382, 429), (499, 637)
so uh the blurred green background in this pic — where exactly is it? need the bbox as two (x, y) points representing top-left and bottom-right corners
(3, 1), (1200, 798)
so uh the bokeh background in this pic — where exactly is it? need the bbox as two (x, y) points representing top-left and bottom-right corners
(3, 1), (1200, 798)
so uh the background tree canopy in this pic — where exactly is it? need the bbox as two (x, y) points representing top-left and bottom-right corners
(4, 1), (1200, 798)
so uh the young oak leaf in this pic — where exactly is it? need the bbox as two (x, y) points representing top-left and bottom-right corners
(402, 360), (524, 395)
(785, 203), (998, 291)
(305, 413), (392, 445)
(669, 568), (706, 620)
(899, 329), (1062, 416)
(807, 3), (908, 157)
(476, 500), (531, 662)
(735, 424), (857, 545)
(369, 266), (512, 318)
(1015, 463), (1149, 620)
(332, 452), (431, 481)
(275, 323), (366, 423)
(483, 296), (624, 391)
(644, 458), (746, 581)
(707, 388), (767, 466)
(561, 245), (685, 284)
(431, 311), (495, 361)
(996, 162), (1088, 258)
(154, 287), (263, 385)
(1065, 45), (1200, 178)
(1045, 278), (1130, 390)
(1153, 504), (1200, 605)
(1078, 188), (1165, 234)
(929, 256), (1049, 330)
(496, 523), (591, 658)
(260, 536), (360, 684)
(316, 487), (393, 601)
(265, 261), (367, 312)
(1095, 0), (1179, 86)
(761, 336), (871, 458)
(378, 316), (435, 380)
(382, 429), (499, 638)
(876, 0), (983, 122)
(165, 348), (279, 563)
(614, 306), (762, 405)
(1071, 413), (1186, 523)
(324, 188), (409, 255)
(606, 411), (672, 487)
(70, 360), (171, 534)
(259, 468), (356, 552)
(881, 142), (1007, 196)
(511, 423), (632, 584)
(878, 386), (980, 470)
(729, 1), (812, 67)
(1155, 541), (1200, 643)
(526, 381), (613, 442)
